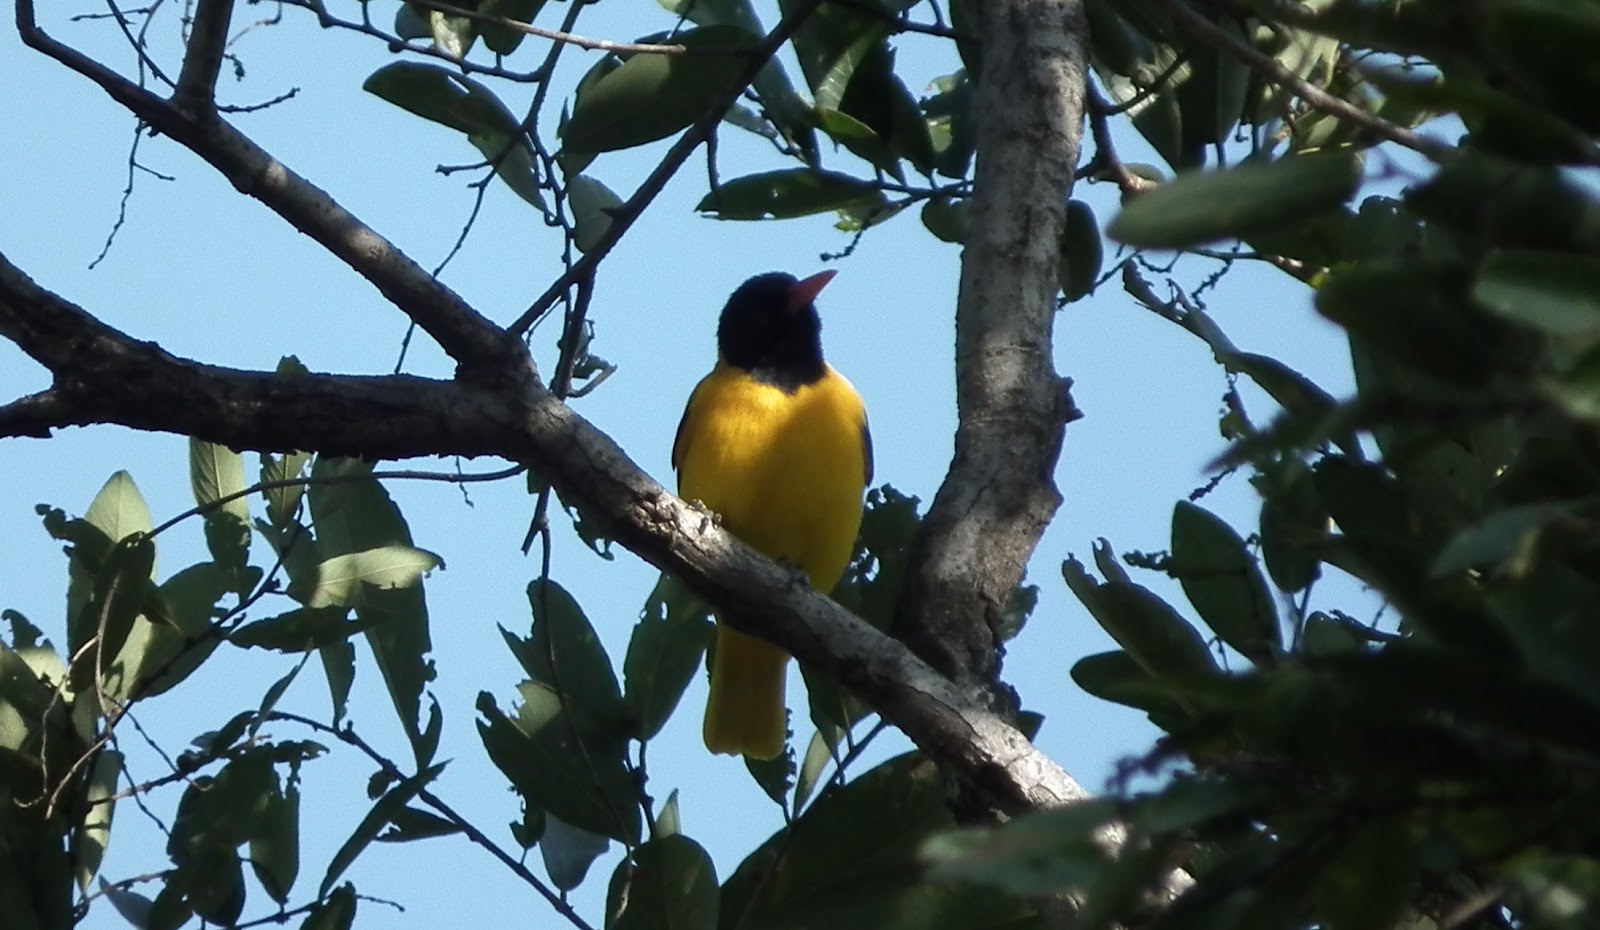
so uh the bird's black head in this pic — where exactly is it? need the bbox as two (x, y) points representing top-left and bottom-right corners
(716, 270), (835, 392)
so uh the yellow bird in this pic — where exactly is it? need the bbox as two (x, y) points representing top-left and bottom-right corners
(672, 270), (872, 760)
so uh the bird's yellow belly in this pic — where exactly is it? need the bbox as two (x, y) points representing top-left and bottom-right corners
(678, 374), (866, 592)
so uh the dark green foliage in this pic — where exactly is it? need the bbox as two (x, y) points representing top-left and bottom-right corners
(937, 4), (1600, 922)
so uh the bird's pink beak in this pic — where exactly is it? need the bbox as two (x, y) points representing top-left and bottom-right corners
(787, 269), (838, 312)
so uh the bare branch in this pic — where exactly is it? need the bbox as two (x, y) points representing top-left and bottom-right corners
(896, 0), (1083, 691)
(1083, 83), (1160, 200)
(0, 389), (71, 438)
(507, 0), (829, 336)
(17, 0), (528, 379)
(174, 0), (234, 109)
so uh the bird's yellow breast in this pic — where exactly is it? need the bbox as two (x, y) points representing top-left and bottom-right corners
(674, 362), (870, 592)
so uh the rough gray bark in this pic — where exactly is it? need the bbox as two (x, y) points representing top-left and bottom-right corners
(895, 0), (1086, 692)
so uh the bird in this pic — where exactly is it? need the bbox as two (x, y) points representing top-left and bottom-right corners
(672, 270), (872, 760)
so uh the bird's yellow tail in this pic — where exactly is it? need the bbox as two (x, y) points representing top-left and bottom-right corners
(702, 623), (788, 760)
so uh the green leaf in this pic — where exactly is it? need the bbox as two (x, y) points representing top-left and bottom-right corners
(394, 1), (429, 39)
(792, 728), (835, 812)
(567, 174), (624, 253)
(923, 801), (1121, 896)
(308, 457), (436, 766)
(320, 640), (356, 726)
(189, 438), (249, 522)
(1170, 501), (1281, 665)
(513, 577), (625, 731)
(363, 63), (545, 213)
(744, 742), (795, 807)
(1432, 503), (1579, 578)
(610, 835), (719, 930)
(476, 685), (640, 843)
(186, 850), (246, 925)
(85, 470), (155, 554)
(1069, 650), (1190, 724)
(319, 763), (445, 898)
(428, 6), (475, 58)
(1318, 262), (1513, 387)
(1258, 462), (1326, 594)
(1311, 817), (1418, 930)
(376, 805), (461, 842)
(923, 69), (975, 179)
(364, 61), (510, 135)
(817, 107), (902, 180)
(654, 789), (682, 839)
(72, 749), (121, 893)
(300, 883), (358, 930)
(657, 0), (819, 163)
(696, 168), (883, 220)
(1473, 251), (1600, 339)
(70, 534), (157, 694)
(169, 751), (280, 925)
(1059, 199), (1103, 302)
(723, 753), (1034, 929)
(780, 0), (884, 111)
(99, 879), (155, 930)
(539, 813), (610, 892)
(308, 454), (435, 765)
(232, 607), (370, 652)
(260, 451), (310, 527)
(478, 0), (546, 54)
(623, 574), (713, 740)
(1108, 152), (1362, 249)
(560, 25), (756, 155)
(250, 782), (300, 904)
(306, 545), (442, 609)
(920, 196), (968, 244)
(1062, 557), (1218, 680)
(146, 878), (192, 930)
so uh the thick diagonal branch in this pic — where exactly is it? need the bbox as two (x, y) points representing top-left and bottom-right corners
(0, 250), (1090, 815)
(16, 0), (526, 379)
(895, 0), (1084, 690)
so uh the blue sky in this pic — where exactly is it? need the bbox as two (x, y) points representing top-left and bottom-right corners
(1, 3), (1361, 927)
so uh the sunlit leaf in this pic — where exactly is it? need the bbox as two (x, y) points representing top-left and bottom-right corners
(1109, 152), (1362, 249)
(561, 25), (756, 154)
(696, 168), (882, 220)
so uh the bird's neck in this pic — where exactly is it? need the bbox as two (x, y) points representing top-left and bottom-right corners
(723, 347), (826, 395)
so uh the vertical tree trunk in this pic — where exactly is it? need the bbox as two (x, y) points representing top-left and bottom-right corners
(896, 0), (1087, 706)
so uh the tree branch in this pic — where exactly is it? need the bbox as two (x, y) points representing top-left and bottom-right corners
(15, 0), (528, 380)
(895, 0), (1083, 693)
(174, 0), (234, 110)
(0, 249), (1091, 816)
(1161, 0), (1455, 162)
(506, 0), (827, 336)
(402, 0), (724, 56)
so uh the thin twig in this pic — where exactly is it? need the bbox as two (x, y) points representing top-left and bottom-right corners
(276, 0), (543, 82)
(403, 0), (735, 55)
(150, 462), (524, 537)
(1160, 0), (1453, 161)
(507, 0), (829, 336)
(270, 711), (598, 930)
(1083, 83), (1162, 199)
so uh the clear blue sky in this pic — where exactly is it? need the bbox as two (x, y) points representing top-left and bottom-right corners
(1, 4), (1359, 927)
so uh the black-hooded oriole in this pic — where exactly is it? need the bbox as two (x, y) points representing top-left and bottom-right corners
(672, 270), (872, 760)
